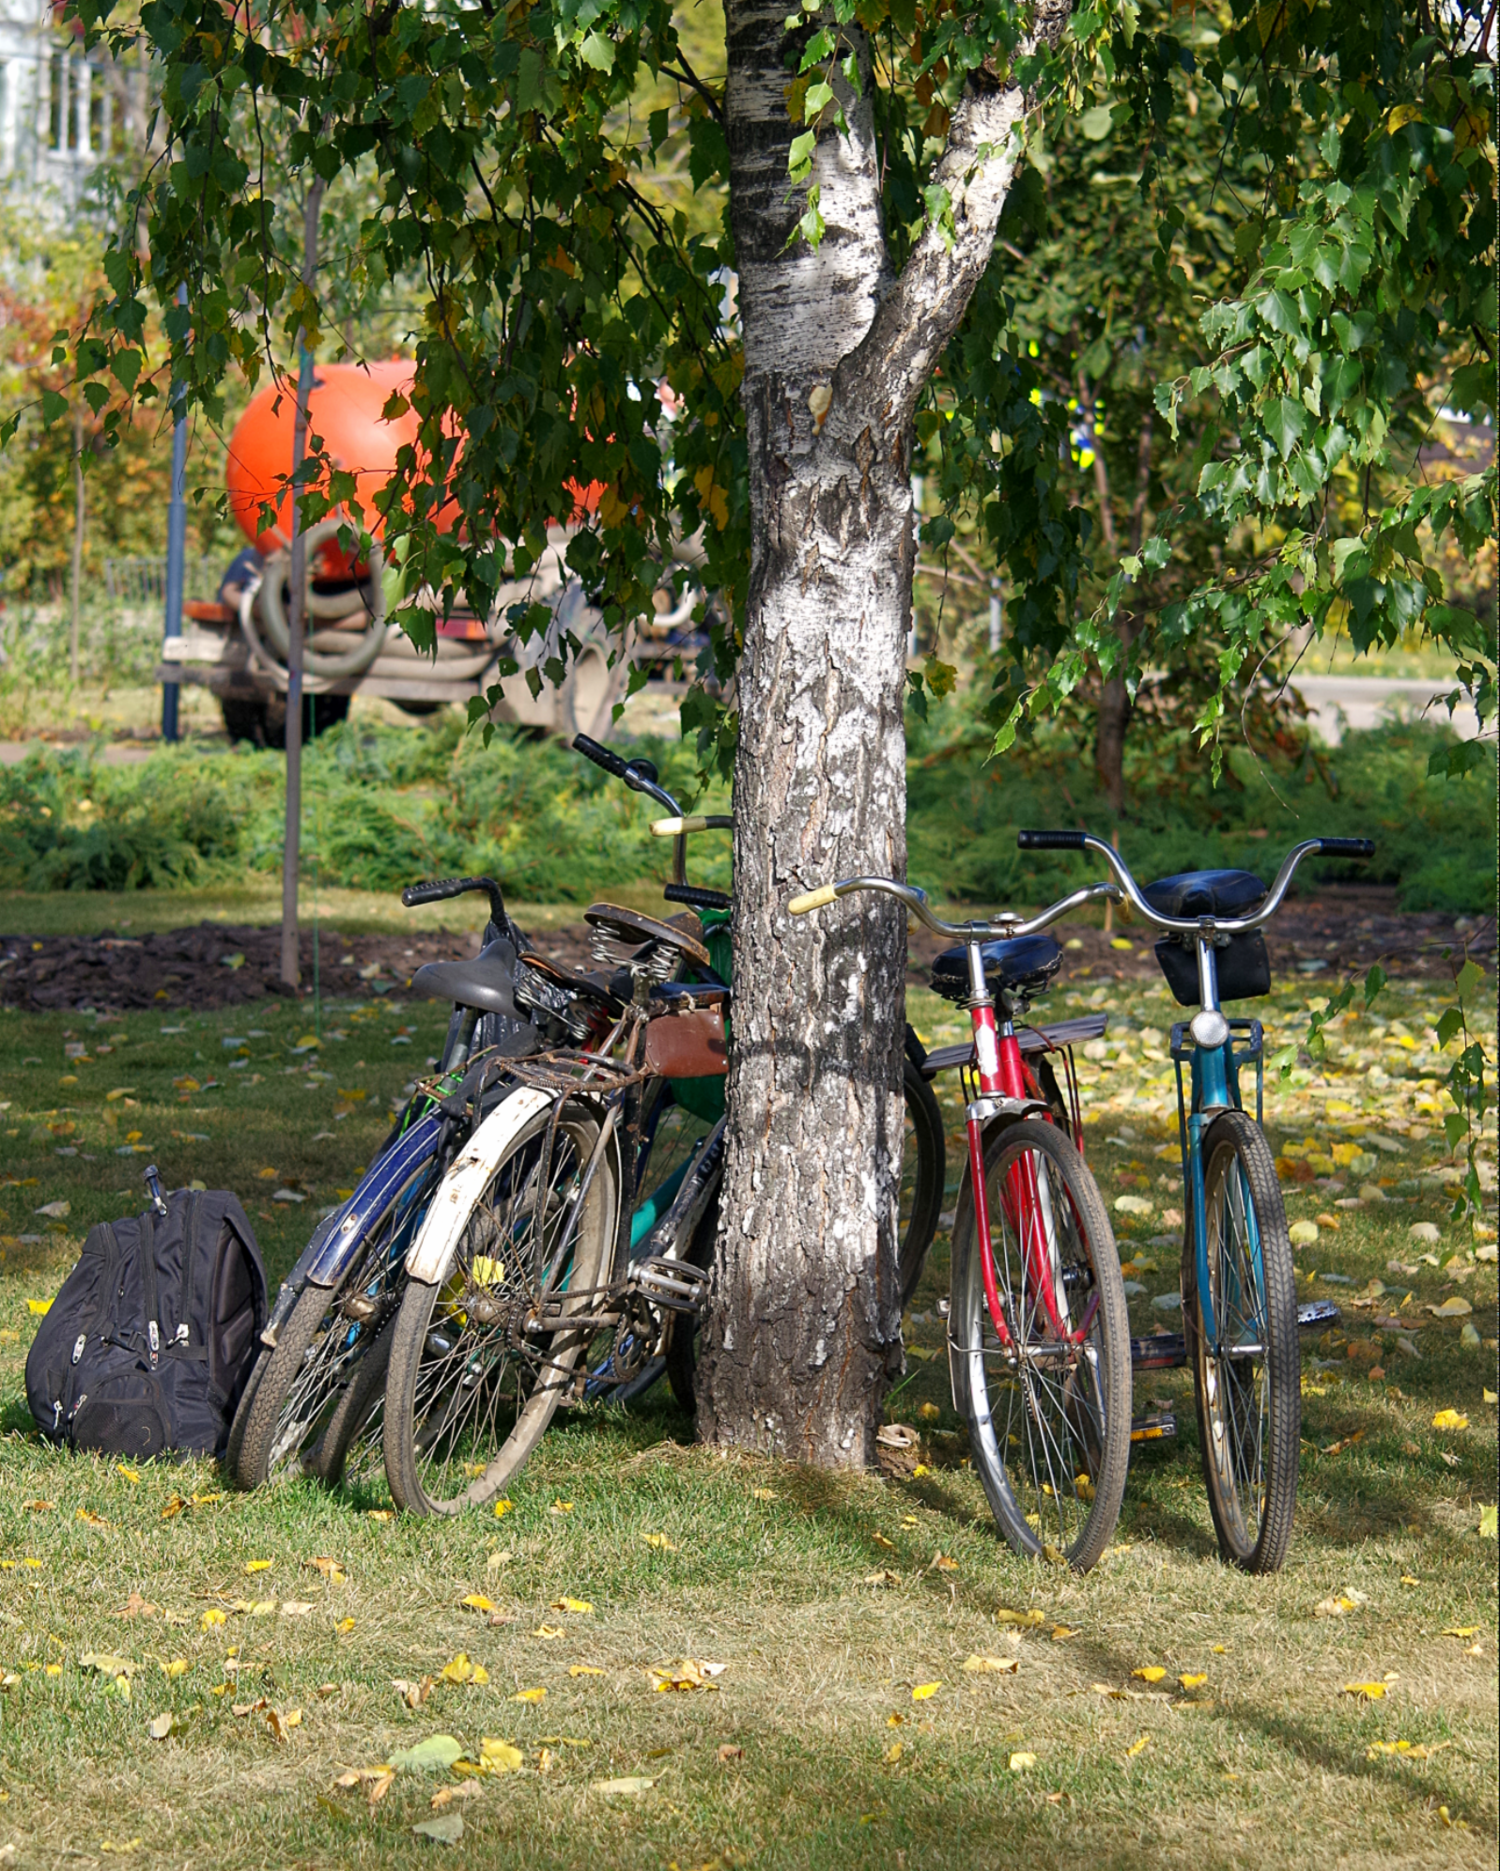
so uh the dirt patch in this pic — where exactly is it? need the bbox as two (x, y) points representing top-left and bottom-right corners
(0, 889), (1490, 1013)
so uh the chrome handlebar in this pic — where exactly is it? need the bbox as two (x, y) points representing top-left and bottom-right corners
(1016, 831), (1374, 935)
(786, 874), (1123, 940)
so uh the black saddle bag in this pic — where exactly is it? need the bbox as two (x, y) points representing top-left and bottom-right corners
(25, 1188), (267, 1460)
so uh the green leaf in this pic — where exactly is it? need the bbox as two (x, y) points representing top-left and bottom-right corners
(389, 1735), (464, 1775)
(1263, 396), (1307, 460)
(1081, 105), (1113, 141)
(579, 32), (614, 73)
(1362, 963), (1387, 1007)
(1455, 958), (1485, 1001)
(39, 389), (68, 424)
(412, 1811), (464, 1844)
(788, 130), (817, 180)
(1435, 1007), (1464, 1049)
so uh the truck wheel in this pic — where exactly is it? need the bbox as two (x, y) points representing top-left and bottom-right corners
(259, 692), (351, 749)
(221, 697), (270, 745)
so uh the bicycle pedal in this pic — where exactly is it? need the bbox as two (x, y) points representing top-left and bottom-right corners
(1297, 1299), (1342, 1330)
(1130, 1333), (1187, 1371)
(626, 1256), (711, 1315)
(1130, 1412), (1177, 1443)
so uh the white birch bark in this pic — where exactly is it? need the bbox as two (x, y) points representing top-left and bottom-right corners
(701, 1), (1075, 1465)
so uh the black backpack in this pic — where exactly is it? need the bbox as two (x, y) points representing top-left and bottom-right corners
(25, 1175), (267, 1460)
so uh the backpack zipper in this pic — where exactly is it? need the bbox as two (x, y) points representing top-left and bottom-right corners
(72, 1333), (86, 1364)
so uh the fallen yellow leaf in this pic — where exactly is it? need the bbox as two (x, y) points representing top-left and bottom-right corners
(911, 1682), (941, 1701)
(1440, 1627), (1478, 1639)
(335, 1617), (356, 1635)
(115, 1466), (140, 1484)
(1343, 1681), (1387, 1700)
(642, 1533), (676, 1551)
(883, 1740), (904, 1764)
(200, 1609), (226, 1632)
(1125, 1736), (1151, 1759)
(493, 1499), (514, 1519)
(438, 1654), (487, 1684)
(551, 1597), (593, 1615)
(996, 1608), (1046, 1628)
(1179, 1674), (1208, 1691)
(461, 1595), (495, 1614)
(1132, 1667), (1167, 1683)
(160, 1659), (189, 1679)
(961, 1655), (1019, 1675)
(513, 1687), (546, 1703)
(479, 1738), (524, 1773)
(1009, 1751), (1037, 1771)
(532, 1626), (565, 1641)
(568, 1665), (605, 1677)
(244, 1560), (272, 1574)
(549, 1500), (574, 1515)
(1431, 1408), (1470, 1430)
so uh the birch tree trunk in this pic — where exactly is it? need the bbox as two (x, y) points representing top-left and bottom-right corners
(700, 0), (1073, 1465)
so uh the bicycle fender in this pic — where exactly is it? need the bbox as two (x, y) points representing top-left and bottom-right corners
(305, 1112), (445, 1287)
(404, 1087), (556, 1285)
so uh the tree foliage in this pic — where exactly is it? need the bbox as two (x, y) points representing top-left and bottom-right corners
(26, 1), (1500, 776)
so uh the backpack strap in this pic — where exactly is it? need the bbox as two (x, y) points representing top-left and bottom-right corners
(137, 1209), (163, 1370)
(166, 1190), (209, 1361)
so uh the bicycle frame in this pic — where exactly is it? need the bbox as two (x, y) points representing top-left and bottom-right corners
(787, 873), (1121, 1358)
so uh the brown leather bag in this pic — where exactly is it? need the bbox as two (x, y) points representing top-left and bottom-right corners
(643, 1006), (728, 1079)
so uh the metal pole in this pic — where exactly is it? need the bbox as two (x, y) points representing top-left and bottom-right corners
(280, 340), (314, 991)
(161, 282), (188, 743)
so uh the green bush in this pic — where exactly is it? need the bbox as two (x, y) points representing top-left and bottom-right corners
(0, 714), (1489, 914)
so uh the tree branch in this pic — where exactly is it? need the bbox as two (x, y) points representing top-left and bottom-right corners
(839, 1), (1073, 423)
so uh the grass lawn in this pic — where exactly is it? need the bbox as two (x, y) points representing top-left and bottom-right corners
(0, 965), (1495, 1869)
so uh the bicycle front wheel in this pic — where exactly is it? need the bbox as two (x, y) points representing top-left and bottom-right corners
(234, 1153), (433, 1491)
(950, 1117), (1131, 1572)
(384, 1096), (620, 1515)
(1184, 1108), (1300, 1573)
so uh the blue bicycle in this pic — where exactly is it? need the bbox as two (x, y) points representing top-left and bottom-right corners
(1019, 829), (1373, 1573)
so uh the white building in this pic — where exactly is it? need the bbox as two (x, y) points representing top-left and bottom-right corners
(0, 1), (151, 213)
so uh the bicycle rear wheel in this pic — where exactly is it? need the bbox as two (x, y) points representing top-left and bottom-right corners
(1184, 1108), (1299, 1573)
(384, 1097), (620, 1515)
(950, 1117), (1131, 1572)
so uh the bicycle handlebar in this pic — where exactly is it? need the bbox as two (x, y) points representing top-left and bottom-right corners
(651, 815), (734, 837)
(1014, 830), (1375, 935)
(401, 874), (509, 926)
(571, 734), (684, 820)
(787, 873), (1122, 940)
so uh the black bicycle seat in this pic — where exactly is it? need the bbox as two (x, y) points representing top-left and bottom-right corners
(410, 938), (526, 1019)
(1142, 869), (1266, 919)
(930, 933), (1062, 1004)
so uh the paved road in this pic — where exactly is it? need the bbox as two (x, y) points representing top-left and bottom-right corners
(1289, 675), (1483, 744)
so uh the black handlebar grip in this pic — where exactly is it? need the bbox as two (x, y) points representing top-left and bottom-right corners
(1317, 838), (1376, 859)
(663, 882), (732, 911)
(572, 733), (630, 779)
(401, 875), (509, 925)
(1016, 829), (1088, 851)
(401, 875), (481, 907)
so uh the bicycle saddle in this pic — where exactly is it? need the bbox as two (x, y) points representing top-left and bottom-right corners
(1142, 869), (1266, 919)
(929, 933), (1062, 1004)
(585, 903), (711, 969)
(409, 938), (526, 1019)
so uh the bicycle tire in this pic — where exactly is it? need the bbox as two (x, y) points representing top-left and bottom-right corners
(223, 1343), (268, 1482)
(950, 1117), (1131, 1573)
(897, 1055), (947, 1309)
(384, 1097), (620, 1515)
(1183, 1108), (1300, 1573)
(307, 1318), (395, 1489)
(233, 1159), (432, 1490)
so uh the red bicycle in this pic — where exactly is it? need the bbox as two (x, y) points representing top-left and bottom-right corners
(791, 870), (1132, 1571)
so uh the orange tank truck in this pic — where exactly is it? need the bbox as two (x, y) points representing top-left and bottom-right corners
(158, 360), (633, 748)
